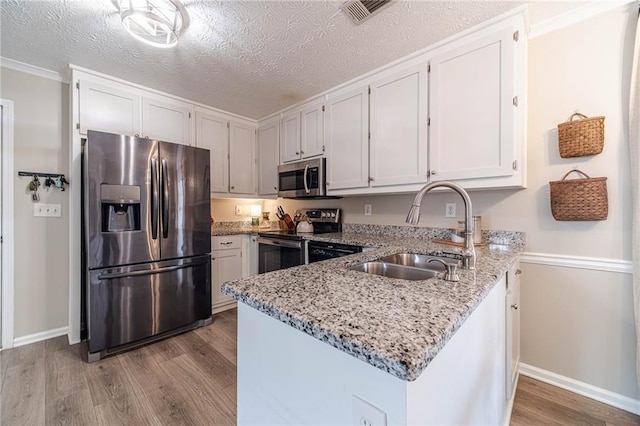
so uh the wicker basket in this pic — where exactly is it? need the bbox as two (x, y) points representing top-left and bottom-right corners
(549, 169), (608, 221)
(557, 113), (605, 158)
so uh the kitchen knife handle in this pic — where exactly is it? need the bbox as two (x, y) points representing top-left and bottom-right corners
(161, 158), (169, 239)
(150, 158), (159, 240)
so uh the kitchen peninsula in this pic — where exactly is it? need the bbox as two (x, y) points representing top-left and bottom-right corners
(223, 229), (523, 425)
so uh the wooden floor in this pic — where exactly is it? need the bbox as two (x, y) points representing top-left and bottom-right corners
(1, 308), (638, 425)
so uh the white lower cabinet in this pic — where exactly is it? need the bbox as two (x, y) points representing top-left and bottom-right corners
(212, 235), (243, 312)
(505, 261), (521, 399)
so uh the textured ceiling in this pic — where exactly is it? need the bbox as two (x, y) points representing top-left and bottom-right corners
(0, 0), (585, 119)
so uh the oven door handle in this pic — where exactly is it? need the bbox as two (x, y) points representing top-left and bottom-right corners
(303, 163), (310, 194)
(257, 237), (303, 249)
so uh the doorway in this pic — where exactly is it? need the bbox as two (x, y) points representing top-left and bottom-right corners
(1, 99), (15, 349)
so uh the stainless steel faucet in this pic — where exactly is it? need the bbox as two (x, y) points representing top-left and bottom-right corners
(406, 181), (476, 270)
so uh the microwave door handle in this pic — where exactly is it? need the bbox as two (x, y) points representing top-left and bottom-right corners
(161, 158), (169, 239)
(150, 158), (158, 240)
(303, 164), (310, 194)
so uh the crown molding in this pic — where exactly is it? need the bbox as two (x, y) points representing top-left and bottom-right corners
(0, 57), (69, 84)
(529, 0), (636, 39)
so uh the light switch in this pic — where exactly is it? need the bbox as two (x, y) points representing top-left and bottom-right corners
(34, 203), (62, 217)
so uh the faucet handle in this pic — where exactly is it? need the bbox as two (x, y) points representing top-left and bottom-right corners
(428, 259), (460, 282)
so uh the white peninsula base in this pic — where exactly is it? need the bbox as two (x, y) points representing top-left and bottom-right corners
(237, 276), (515, 425)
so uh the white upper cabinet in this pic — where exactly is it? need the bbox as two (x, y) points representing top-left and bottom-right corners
(300, 100), (324, 159)
(280, 99), (324, 163)
(229, 121), (257, 194)
(369, 63), (428, 187)
(78, 80), (141, 136)
(142, 97), (192, 145)
(195, 110), (229, 193)
(258, 118), (280, 195)
(324, 86), (369, 191)
(429, 27), (516, 182)
(280, 111), (300, 163)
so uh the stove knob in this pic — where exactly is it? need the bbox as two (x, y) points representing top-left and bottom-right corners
(330, 212), (336, 218)
(321, 212), (327, 218)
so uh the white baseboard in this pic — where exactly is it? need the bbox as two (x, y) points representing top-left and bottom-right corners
(12, 326), (69, 348)
(519, 363), (640, 416)
(212, 301), (237, 315)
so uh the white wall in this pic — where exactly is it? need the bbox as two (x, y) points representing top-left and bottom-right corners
(0, 67), (70, 339)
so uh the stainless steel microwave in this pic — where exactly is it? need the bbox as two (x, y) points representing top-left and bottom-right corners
(277, 158), (326, 198)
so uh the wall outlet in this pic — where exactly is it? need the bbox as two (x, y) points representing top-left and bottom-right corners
(352, 395), (387, 426)
(364, 204), (372, 216)
(235, 205), (242, 216)
(34, 203), (62, 217)
(445, 203), (456, 218)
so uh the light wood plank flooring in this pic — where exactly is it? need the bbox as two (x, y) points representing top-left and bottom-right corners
(2, 308), (639, 425)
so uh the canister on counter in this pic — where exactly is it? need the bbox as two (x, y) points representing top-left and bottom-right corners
(473, 216), (482, 244)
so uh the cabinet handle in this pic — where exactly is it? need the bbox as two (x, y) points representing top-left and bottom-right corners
(515, 269), (522, 275)
(368, 177), (375, 182)
(220, 241), (233, 245)
(511, 304), (519, 310)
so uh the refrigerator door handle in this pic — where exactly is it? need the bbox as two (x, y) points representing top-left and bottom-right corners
(161, 158), (169, 239)
(97, 258), (209, 280)
(150, 157), (159, 240)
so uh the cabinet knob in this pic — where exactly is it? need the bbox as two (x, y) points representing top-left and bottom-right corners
(511, 304), (519, 310)
(515, 269), (522, 275)
(274, 186), (277, 190)
(231, 186), (235, 190)
(431, 170), (437, 175)
(368, 177), (375, 182)
(326, 182), (330, 186)
(295, 151), (300, 155)
(135, 133), (140, 137)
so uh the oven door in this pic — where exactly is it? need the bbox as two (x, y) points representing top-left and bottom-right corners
(258, 237), (307, 274)
(308, 241), (362, 263)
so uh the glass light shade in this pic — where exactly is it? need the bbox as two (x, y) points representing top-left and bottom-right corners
(250, 205), (262, 218)
(119, 0), (184, 48)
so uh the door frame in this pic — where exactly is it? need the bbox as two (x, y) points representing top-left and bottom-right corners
(1, 98), (15, 349)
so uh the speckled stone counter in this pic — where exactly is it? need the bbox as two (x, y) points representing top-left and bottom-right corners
(222, 232), (522, 382)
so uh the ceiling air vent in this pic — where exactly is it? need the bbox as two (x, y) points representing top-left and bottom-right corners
(341, 0), (394, 25)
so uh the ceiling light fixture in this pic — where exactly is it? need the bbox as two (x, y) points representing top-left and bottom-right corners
(119, 0), (187, 48)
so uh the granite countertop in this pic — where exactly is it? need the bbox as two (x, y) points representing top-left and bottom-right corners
(222, 233), (522, 382)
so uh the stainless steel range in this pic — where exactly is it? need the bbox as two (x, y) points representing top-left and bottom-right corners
(257, 208), (342, 274)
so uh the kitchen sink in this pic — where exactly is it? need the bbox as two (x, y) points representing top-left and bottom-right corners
(348, 262), (438, 281)
(376, 253), (460, 271)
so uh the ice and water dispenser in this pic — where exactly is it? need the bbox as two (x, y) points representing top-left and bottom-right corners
(100, 184), (141, 232)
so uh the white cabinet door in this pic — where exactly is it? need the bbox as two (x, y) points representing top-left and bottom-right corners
(78, 80), (141, 136)
(429, 27), (515, 181)
(211, 250), (242, 307)
(505, 262), (521, 399)
(142, 97), (192, 145)
(300, 100), (324, 159)
(281, 111), (301, 163)
(325, 86), (369, 191)
(229, 121), (256, 194)
(258, 118), (280, 195)
(195, 110), (229, 193)
(370, 64), (428, 187)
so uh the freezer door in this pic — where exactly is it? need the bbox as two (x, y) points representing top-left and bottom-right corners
(85, 130), (160, 268)
(87, 255), (211, 354)
(159, 142), (211, 260)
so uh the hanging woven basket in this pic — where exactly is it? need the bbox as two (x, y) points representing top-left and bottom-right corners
(549, 169), (608, 221)
(557, 113), (605, 158)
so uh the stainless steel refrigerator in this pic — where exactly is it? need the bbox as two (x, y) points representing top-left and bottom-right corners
(83, 130), (211, 361)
